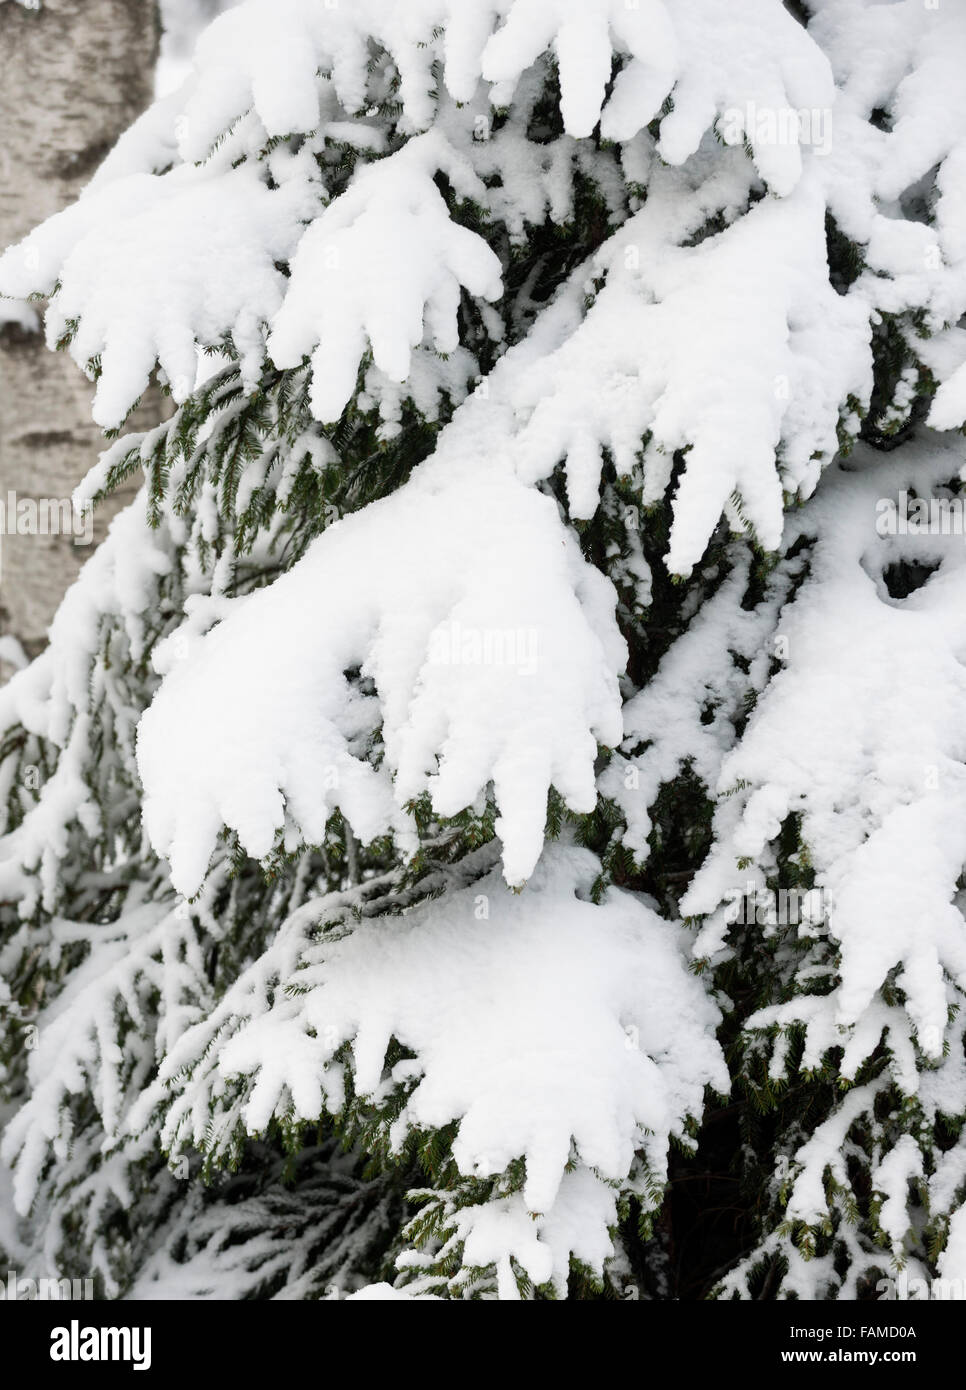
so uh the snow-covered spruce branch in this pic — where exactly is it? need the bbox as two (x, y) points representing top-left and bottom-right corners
(1, 0), (966, 1298)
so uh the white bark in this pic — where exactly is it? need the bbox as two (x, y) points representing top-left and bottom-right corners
(0, 0), (160, 662)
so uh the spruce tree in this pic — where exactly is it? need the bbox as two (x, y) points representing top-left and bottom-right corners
(1, 0), (965, 1300)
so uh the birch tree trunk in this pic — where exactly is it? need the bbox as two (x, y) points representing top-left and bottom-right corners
(0, 0), (160, 664)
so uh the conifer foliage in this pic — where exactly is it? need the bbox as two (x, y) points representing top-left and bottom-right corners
(1, 0), (966, 1299)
